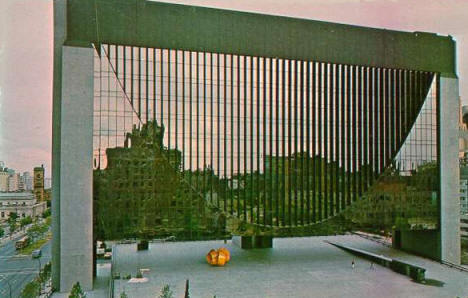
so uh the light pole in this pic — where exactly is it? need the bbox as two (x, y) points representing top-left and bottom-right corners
(0, 274), (12, 298)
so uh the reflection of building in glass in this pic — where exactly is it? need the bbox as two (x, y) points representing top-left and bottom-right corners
(93, 44), (440, 235)
(93, 121), (226, 240)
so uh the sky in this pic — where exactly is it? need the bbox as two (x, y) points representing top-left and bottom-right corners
(0, 0), (467, 174)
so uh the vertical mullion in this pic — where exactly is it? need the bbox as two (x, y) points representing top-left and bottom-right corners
(379, 68), (385, 175)
(256, 57), (261, 225)
(346, 65), (351, 206)
(363, 67), (369, 193)
(217, 54), (220, 208)
(395, 70), (401, 149)
(275, 58), (280, 226)
(175, 51), (178, 165)
(203, 52), (207, 207)
(329, 63), (335, 215)
(300, 61), (304, 225)
(317, 62), (322, 220)
(243, 56), (248, 221)
(334, 64), (340, 213)
(145, 48), (149, 123)
(352, 65), (357, 202)
(357, 66), (362, 198)
(340, 65), (346, 209)
(182, 51), (185, 175)
(189, 51), (193, 237)
(196, 53), (200, 198)
(230, 54), (234, 215)
(168, 50), (171, 162)
(374, 68), (380, 179)
(237, 55), (241, 218)
(223, 54), (228, 212)
(250, 56), (254, 223)
(390, 70), (395, 162)
(323, 63), (328, 218)
(281, 59), (286, 226)
(269, 58), (273, 226)
(210, 53), (213, 203)
(288, 60), (292, 226)
(312, 62), (316, 222)
(368, 68), (374, 186)
(306, 61), (311, 223)
(153, 48), (156, 122)
(294, 60), (298, 225)
(160, 49), (164, 148)
(263, 57), (267, 225)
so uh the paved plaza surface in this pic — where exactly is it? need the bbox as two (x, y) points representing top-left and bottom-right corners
(110, 235), (468, 298)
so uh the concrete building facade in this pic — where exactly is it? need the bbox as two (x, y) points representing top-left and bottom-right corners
(0, 192), (47, 221)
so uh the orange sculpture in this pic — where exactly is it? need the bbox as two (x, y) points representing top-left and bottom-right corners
(206, 247), (231, 266)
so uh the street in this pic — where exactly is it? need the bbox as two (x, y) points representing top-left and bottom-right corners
(0, 234), (51, 298)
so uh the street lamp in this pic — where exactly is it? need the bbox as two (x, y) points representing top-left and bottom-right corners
(0, 274), (12, 298)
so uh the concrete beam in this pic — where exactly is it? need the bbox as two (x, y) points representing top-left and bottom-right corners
(52, 45), (94, 292)
(440, 76), (461, 264)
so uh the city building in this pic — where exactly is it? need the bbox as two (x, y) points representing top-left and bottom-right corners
(459, 105), (468, 215)
(23, 172), (34, 191)
(0, 192), (47, 221)
(44, 177), (52, 189)
(0, 170), (9, 192)
(8, 173), (20, 192)
(461, 214), (468, 240)
(33, 165), (45, 201)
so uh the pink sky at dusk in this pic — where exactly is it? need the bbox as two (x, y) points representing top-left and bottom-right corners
(1, 0), (467, 174)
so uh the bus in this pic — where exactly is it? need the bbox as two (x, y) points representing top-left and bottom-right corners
(15, 236), (30, 250)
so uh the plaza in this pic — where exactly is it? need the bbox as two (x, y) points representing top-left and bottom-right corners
(110, 235), (468, 298)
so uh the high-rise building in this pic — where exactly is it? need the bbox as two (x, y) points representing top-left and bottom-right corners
(22, 172), (33, 191)
(0, 171), (9, 192)
(44, 177), (52, 189)
(8, 173), (20, 192)
(33, 165), (45, 201)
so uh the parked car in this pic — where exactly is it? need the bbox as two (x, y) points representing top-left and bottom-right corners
(32, 249), (42, 258)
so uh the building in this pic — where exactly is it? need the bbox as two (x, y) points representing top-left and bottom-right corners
(53, 1), (460, 291)
(0, 192), (47, 221)
(461, 214), (468, 240)
(0, 171), (9, 192)
(459, 105), (468, 214)
(44, 177), (52, 189)
(8, 173), (20, 192)
(34, 165), (45, 201)
(23, 172), (33, 191)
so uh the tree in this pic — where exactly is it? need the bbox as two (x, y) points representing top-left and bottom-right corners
(8, 213), (18, 235)
(159, 284), (173, 298)
(20, 280), (40, 298)
(69, 282), (86, 298)
(27, 223), (48, 242)
(120, 292), (128, 298)
(0, 226), (4, 238)
(20, 216), (33, 230)
(42, 209), (51, 218)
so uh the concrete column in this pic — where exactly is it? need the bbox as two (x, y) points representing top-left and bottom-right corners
(440, 76), (461, 265)
(53, 45), (94, 291)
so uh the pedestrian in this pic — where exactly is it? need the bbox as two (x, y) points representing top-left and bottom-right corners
(352, 259), (355, 269)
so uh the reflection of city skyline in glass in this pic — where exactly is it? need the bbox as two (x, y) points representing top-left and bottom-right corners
(92, 44), (439, 235)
